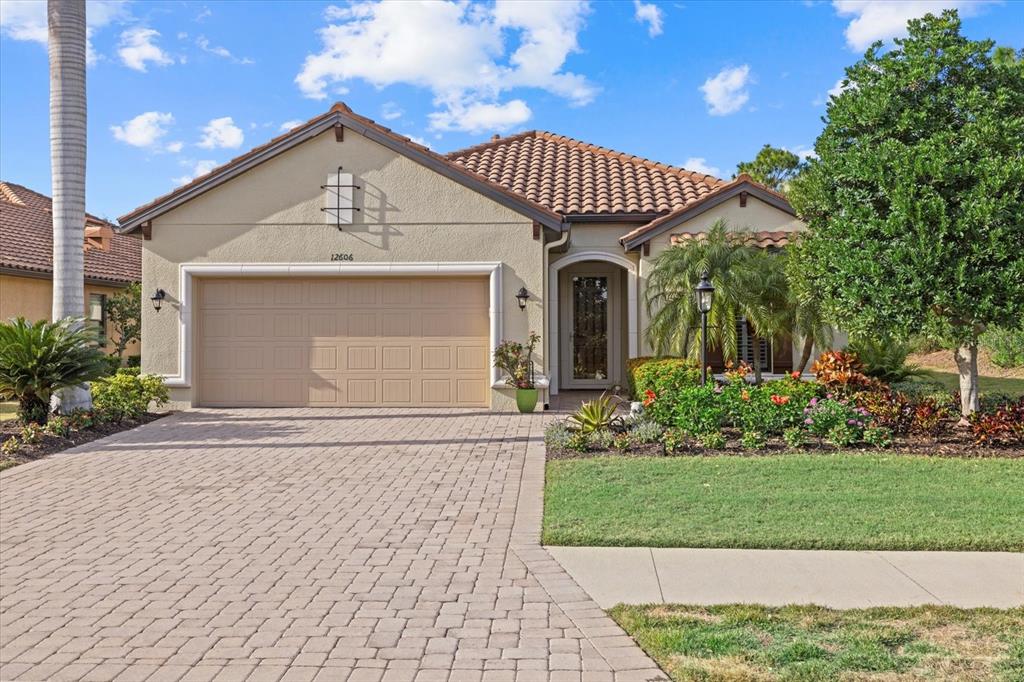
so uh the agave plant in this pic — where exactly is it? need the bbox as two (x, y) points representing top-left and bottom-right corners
(567, 391), (625, 434)
(0, 317), (109, 424)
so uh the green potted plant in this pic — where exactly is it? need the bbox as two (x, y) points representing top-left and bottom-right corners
(493, 332), (541, 413)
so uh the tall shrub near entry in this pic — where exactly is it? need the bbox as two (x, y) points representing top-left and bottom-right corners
(789, 11), (1024, 417)
(0, 318), (108, 424)
(628, 358), (701, 424)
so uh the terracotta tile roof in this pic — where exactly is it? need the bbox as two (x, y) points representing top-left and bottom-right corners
(118, 103), (563, 230)
(446, 131), (726, 216)
(0, 181), (141, 284)
(671, 230), (793, 248)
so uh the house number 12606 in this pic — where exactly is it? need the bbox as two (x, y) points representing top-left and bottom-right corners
(330, 253), (354, 261)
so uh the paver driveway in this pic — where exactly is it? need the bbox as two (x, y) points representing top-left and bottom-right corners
(0, 409), (666, 682)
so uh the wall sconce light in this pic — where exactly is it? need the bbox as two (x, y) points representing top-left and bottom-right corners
(515, 287), (530, 311)
(150, 288), (167, 312)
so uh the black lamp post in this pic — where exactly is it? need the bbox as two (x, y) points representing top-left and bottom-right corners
(695, 272), (715, 384)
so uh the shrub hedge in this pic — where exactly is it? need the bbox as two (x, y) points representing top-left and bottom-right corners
(627, 357), (702, 424)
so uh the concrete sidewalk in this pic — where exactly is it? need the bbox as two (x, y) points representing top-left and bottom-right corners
(548, 547), (1024, 609)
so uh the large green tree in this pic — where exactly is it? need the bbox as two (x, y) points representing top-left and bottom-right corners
(789, 11), (1024, 417)
(736, 145), (804, 192)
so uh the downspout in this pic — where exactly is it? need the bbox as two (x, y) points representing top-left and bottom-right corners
(543, 223), (571, 408)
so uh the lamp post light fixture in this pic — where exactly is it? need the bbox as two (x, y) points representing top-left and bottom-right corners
(515, 287), (530, 311)
(695, 272), (715, 384)
(150, 288), (167, 312)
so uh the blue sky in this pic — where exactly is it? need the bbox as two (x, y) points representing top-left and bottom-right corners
(2, 0), (1021, 222)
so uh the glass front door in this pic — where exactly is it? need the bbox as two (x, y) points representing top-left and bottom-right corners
(570, 275), (609, 382)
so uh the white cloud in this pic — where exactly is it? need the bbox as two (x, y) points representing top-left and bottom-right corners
(1, 0), (129, 64)
(683, 157), (722, 177)
(832, 1), (995, 51)
(813, 77), (854, 106)
(118, 26), (173, 72)
(381, 101), (403, 120)
(198, 117), (244, 149)
(195, 6), (212, 22)
(196, 35), (253, 64)
(787, 145), (818, 161)
(633, 0), (664, 37)
(173, 159), (218, 186)
(700, 65), (752, 116)
(429, 100), (531, 134)
(279, 119), (305, 132)
(296, 0), (596, 133)
(110, 111), (180, 151)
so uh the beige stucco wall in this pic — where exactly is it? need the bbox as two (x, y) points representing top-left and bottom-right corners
(0, 273), (140, 357)
(141, 127), (542, 409)
(637, 195), (806, 357)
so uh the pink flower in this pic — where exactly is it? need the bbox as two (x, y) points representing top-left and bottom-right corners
(805, 418), (813, 425)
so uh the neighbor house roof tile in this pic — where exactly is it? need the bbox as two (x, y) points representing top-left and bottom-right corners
(446, 131), (726, 216)
(0, 181), (141, 284)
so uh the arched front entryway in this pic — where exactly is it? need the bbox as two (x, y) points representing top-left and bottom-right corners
(548, 251), (638, 395)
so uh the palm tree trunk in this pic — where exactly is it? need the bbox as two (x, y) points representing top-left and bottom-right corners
(751, 335), (763, 384)
(49, 0), (91, 413)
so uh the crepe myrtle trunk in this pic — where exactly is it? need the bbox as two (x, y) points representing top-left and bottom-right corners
(48, 0), (91, 413)
(955, 344), (980, 421)
(797, 336), (815, 375)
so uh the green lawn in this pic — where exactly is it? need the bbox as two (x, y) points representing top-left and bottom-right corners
(543, 455), (1024, 551)
(610, 604), (1024, 682)
(916, 370), (1024, 398)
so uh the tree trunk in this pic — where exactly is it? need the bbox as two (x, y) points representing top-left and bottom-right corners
(48, 0), (91, 413)
(751, 336), (763, 384)
(954, 344), (980, 423)
(797, 335), (815, 374)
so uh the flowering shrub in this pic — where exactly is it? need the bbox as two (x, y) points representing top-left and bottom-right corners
(811, 350), (877, 397)
(803, 397), (870, 439)
(629, 358), (702, 424)
(826, 423), (859, 448)
(720, 381), (810, 435)
(667, 384), (725, 435)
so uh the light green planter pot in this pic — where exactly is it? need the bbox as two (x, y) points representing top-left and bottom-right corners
(516, 388), (539, 413)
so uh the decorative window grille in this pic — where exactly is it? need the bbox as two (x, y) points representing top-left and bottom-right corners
(736, 318), (770, 370)
(321, 166), (359, 230)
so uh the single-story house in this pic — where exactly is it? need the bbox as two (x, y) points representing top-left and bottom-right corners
(116, 103), (805, 410)
(1, 181), (141, 356)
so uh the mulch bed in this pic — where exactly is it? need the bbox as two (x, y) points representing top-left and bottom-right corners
(0, 412), (170, 470)
(547, 427), (1024, 460)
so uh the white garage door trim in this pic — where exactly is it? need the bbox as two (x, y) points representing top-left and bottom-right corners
(162, 262), (503, 390)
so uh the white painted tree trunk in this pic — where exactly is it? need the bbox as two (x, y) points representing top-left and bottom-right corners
(954, 344), (980, 421)
(49, 0), (91, 413)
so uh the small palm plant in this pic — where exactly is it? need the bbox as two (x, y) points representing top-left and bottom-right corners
(0, 317), (109, 424)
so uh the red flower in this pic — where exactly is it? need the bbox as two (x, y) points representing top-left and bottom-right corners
(642, 389), (656, 407)
(770, 394), (791, 406)
(741, 389), (750, 401)
(790, 371), (801, 379)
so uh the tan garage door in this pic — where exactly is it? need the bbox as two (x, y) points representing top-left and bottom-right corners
(195, 277), (490, 407)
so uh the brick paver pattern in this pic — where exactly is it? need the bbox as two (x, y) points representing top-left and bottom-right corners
(0, 409), (666, 682)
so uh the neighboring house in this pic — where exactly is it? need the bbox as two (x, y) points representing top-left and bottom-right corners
(117, 103), (804, 410)
(1, 181), (142, 356)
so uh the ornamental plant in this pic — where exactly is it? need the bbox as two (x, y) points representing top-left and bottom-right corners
(811, 350), (876, 397)
(493, 332), (540, 389)
(0, 317), (109, 424)
(667, 384), (725, 435)
(628, 357), (701, 424)
(969, 397), (1024, 446)
(803, 397), (870, 440)
(91, 369), (169, 422)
